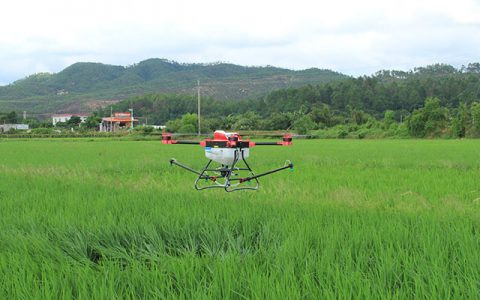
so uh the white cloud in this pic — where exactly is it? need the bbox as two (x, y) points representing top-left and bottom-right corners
(1, 0), (479, 83)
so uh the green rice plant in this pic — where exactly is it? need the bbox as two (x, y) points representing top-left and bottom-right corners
(0, 139), (479, 298)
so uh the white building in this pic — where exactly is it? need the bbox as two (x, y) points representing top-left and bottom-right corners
(52, 114), (88, 126)
(0, 124), (29, 132)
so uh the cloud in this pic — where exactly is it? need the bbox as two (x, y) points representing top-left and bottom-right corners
(0, 0), (479, 84)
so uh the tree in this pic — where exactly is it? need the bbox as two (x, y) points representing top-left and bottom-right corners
(407, 110), (426, 137)
(178, 124), (196, 133)
(165, 119), (182, 132)
(1, 111), (18, 123)
(383, 110), (395, 129)
(264, 112), (291, 130)
(310, 104), (334, 127)
(83, 114), (101, 129)
(293, 115), (316, 134)
(463, 63), (480, 73)
(140, 126), (154, 134)
(471, 102), (480, 134)
(201, 118), (222, 132)
(349, 108), (367, 125)
(219, 115), (238, 130)
(423, 97), (448, 136)
(67, 116), (82, 126)
(23, 117), (40, 128)
(164, 113), (199, 133)
(233, 112), (261, 130)
(406, 97), (448, 137)
(451, 102), (468, 138)
(181, 113), (198, 132)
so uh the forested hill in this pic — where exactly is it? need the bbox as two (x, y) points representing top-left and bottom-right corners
(262, 63), (480, 115)
(108, 63), (480, 128)
(0, 58), (346, 113)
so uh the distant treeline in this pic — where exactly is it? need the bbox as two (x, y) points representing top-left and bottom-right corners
(4, 63), (480, 139)
(103, 63), (480, 138)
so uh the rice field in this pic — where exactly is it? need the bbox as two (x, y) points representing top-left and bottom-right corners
(0, 138), (479, 298)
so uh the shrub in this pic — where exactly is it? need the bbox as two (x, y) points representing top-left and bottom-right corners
(178, 124), (196, 134)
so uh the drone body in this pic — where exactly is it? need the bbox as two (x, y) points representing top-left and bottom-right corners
(162, 130), (293, 192)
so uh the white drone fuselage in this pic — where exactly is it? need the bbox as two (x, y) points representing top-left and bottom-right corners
(205, 147), (250, 166)
(203, 130), (250, 166)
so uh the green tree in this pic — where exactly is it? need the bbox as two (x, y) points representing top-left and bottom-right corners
(201, 118), (222, 132)
(1, 111), (18, 123)
(23, 117), (40, 128)
(451, 102), (468, 138)
(178, 124), (196, 133)
(83, 114), (102, 129)
(293, 115), (316, 134)
(407, 97), (448, 137)
(407, 110), (426, 137)
(164, 113), (199, 133)
(219, 115), (238, 130)
(471, 102), (480, 133)
(423, 97), (448, 136)
(349, 108), (367, 125)
(310, 104), (334, 127)
(233, 112), (261, 130)
(181, 113), (198, 132)
(383, 110), (395, 129)
(67, 116), (82, 126)
(165, 119), (182, 132)
(265, 112), (291, 130)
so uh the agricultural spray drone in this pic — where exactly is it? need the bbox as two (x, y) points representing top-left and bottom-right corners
(162, 130), (293, 192)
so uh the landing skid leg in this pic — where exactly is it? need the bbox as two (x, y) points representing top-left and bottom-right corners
(195, 160), (227, 191)
(169, 152), (292, 192)
(223, 149), (259, 192)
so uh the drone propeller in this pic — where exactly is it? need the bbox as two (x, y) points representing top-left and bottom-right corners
(162, 132), (293, 147)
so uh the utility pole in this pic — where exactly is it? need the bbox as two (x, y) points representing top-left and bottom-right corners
(129, 108), (134, 129)
(23, 111), (26, 120)
(197, 80), (201, 136)
(110, 106), (113, 132)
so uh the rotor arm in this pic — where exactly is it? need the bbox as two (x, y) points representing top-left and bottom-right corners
(230, 161), (294, 183)
(253, 141), (284, 146)
(162, 133), (203, 145)
(170, 159), (216, 181)
(175, 140), (202, 145)
(249, 134), (293, 147)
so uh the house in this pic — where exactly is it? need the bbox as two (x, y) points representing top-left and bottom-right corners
(52, 114), (88, 126)
(100, 112), (138, 132)
(0, 124), (29, 132)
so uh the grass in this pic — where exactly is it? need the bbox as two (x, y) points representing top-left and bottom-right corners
(0, 139), (479, 298)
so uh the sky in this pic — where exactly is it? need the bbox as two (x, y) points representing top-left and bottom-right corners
(1, 0), (480, 85)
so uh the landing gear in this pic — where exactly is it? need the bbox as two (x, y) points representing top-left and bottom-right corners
(170, 149), (293, 192)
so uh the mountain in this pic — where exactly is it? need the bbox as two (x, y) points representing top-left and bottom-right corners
(106, 63), (480, 128)
(0, 59), (347, 114)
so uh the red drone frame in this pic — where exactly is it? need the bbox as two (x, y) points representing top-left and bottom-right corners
(163, 130), (293, 192)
